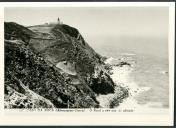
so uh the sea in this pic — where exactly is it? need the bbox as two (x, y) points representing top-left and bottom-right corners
(87, 36), (169, 109)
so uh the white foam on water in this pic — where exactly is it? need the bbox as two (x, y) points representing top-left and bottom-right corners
(111, 65), (150, 97)
(97, 57), (151, 109)
(96, 93), (115, 108)
(104, 57), (117, 64)
(97, 57), (169, 113)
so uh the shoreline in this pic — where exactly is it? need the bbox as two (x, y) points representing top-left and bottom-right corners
(96, 57), (166, 109)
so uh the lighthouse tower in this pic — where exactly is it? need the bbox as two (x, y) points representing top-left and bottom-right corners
(57, 17), (62, 24)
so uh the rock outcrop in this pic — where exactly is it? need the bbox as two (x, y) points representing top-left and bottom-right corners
(5, 22), (128, 108)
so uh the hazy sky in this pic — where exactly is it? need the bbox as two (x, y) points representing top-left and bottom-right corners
(5, 7), (169, 38)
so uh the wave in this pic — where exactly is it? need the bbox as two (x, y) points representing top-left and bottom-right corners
(120, 53), (136, 56)
(159, 70), (168, 75)
(97, 57), (151, 108)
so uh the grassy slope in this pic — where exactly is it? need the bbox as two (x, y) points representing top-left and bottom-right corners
(5, 22), (128, 108)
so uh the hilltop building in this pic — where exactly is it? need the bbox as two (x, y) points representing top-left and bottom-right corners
(57, 17), (63, 24)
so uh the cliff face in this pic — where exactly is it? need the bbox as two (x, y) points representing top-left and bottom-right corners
(5, 22), (127, 108)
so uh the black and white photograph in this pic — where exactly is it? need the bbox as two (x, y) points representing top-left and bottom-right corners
(0, 2), (175, 126)
(4, 6), (171, 109)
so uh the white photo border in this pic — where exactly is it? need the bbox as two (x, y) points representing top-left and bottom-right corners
(0, 2), (175, 126)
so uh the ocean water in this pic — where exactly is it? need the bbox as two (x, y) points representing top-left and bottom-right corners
(87, 36), (169, 108)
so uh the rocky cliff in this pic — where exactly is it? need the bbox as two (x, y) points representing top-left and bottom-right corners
(4, 22), (128, 108)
